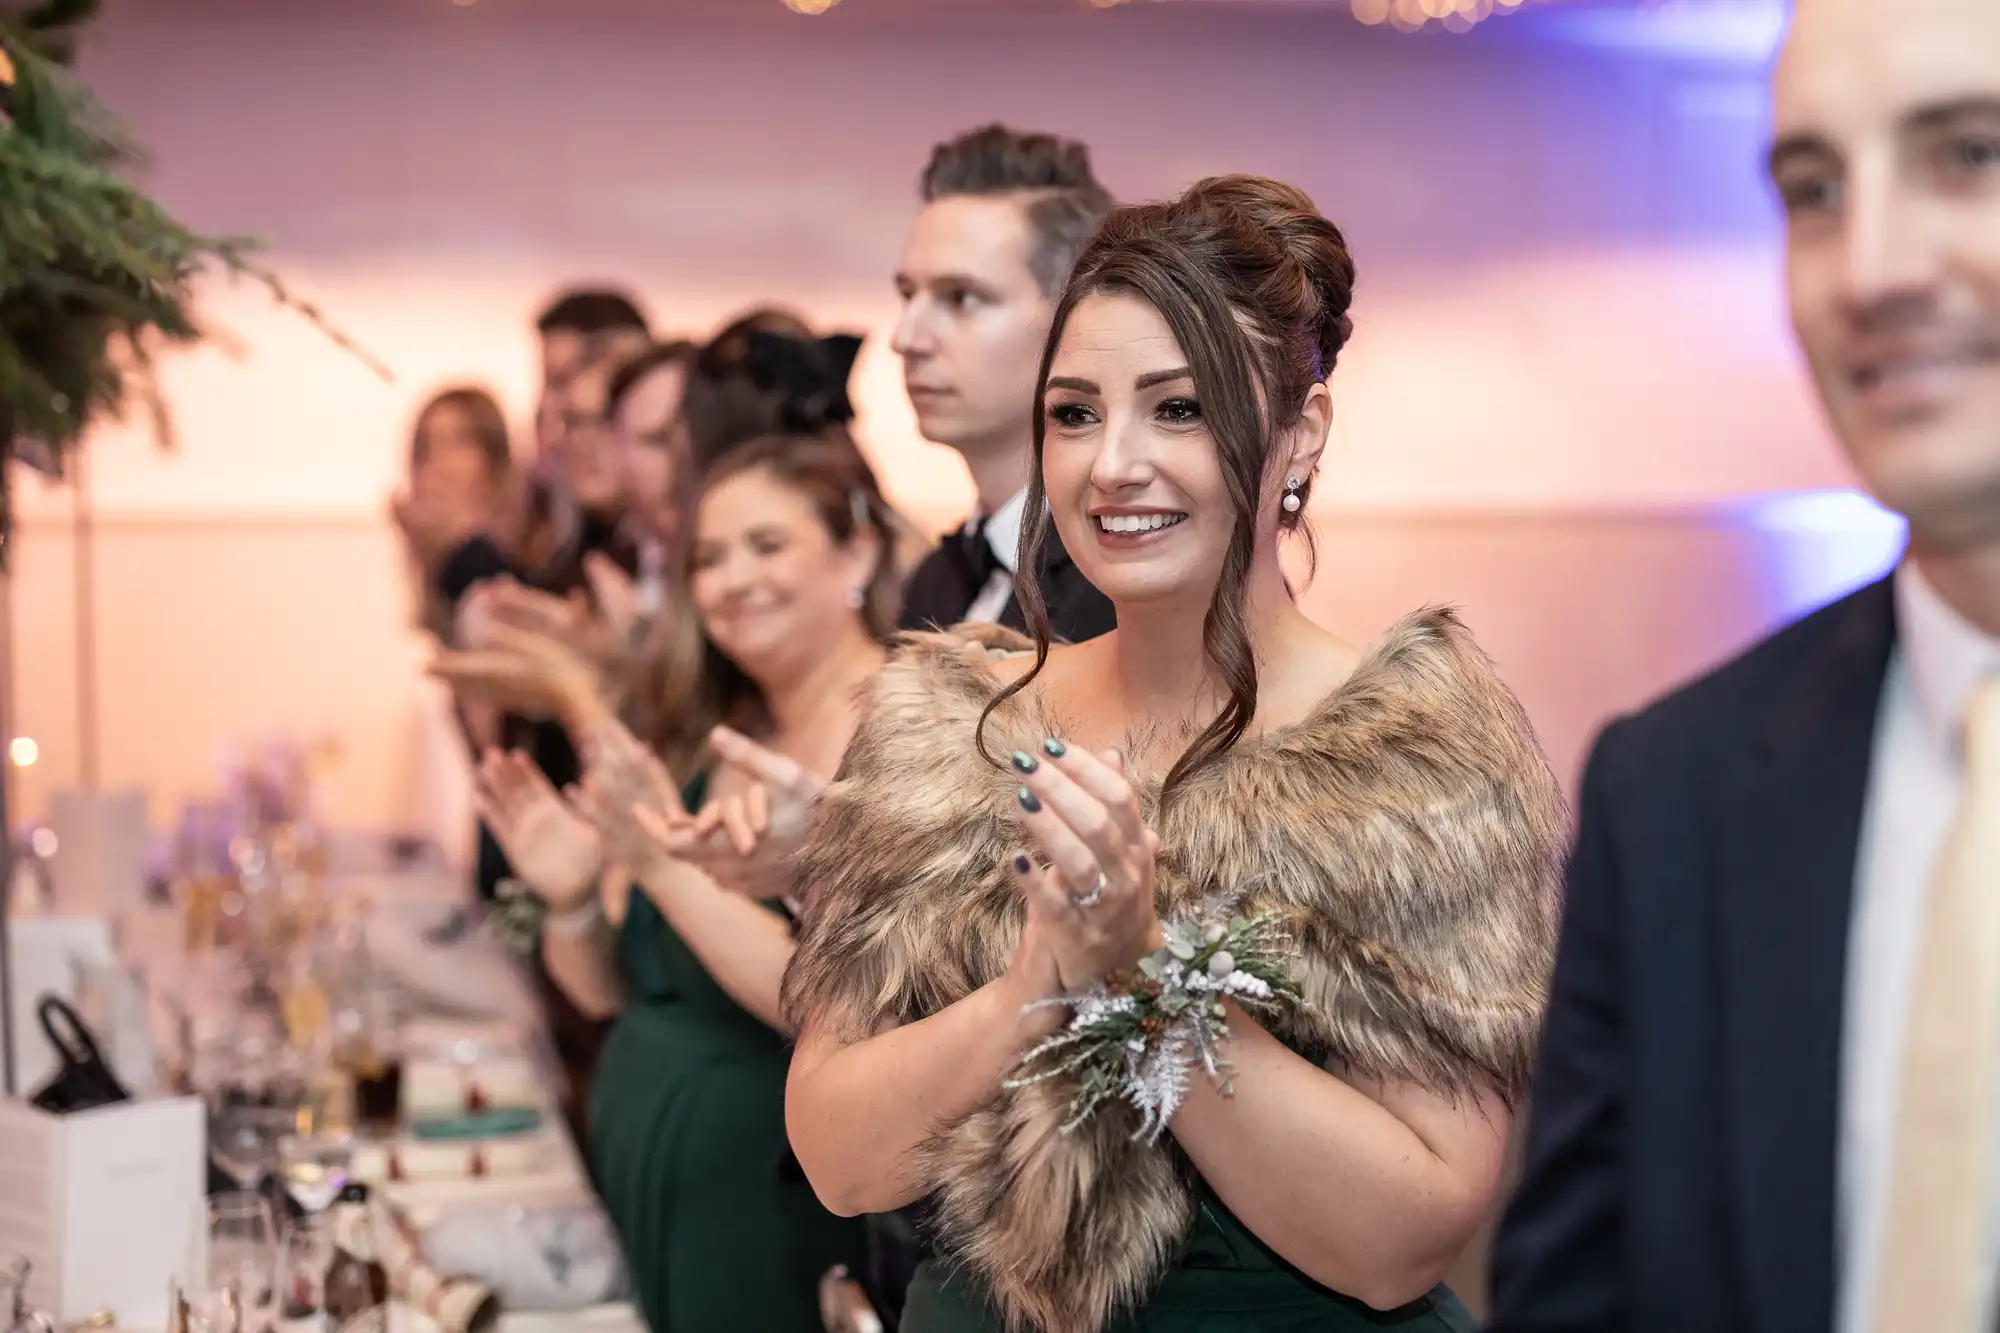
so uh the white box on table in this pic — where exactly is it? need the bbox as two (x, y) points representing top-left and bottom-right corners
(0, 1094), (204, 1329)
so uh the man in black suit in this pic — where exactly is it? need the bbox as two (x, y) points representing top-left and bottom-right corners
(1489, 2), (2000, 1331)
(890, 124), (1117, 643)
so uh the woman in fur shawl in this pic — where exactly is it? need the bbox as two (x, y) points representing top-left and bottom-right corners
(782, 175), (1567, 1333)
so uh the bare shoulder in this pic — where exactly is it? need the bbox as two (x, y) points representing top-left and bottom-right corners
(1258, 618), (1366, 729)
(978, 632), (1110, 697)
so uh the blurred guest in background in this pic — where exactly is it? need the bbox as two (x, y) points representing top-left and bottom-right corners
(447, 321), (873, 773)
(1490, 0), (2000, 1329)
(606, 339), (699, 556)
(463, 425), (897, 1333)
(406, 289), (653, 1140)
(893, 123), (1117, 644)
(534, 287), (652, 464)
(681, 306), (835, 471)
(390, 385), (515, 644)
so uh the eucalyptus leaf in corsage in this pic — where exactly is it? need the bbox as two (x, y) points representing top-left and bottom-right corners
(1004, 889), (1303, 1143)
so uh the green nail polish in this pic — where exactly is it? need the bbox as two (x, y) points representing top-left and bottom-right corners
(1042, 738), (1067, 759)
(1010, 750), (1038, 774)
(1017, 787), (1042, 814)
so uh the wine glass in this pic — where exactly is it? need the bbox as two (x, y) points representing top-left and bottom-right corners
(279, 1213), (336, 1329)
(192, 1192), (279, 1333)
(277, 1133), (354, 1215)
(209, 1101), (288, 1191)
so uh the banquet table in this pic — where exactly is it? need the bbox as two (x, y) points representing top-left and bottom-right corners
(76, 845), (650, 1333)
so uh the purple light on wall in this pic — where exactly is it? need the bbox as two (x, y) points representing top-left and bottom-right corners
(1508, 0), (1788, 61)
(1729, 487), (1907, 620)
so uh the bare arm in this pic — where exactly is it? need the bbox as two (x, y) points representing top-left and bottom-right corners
(786, 902), (1066, 1218)
(538, 866), (628, 1021)
(1170, 1008), (1510, 1310)
(471, 748), (625, 1020)
(631, 856), (799, 1032)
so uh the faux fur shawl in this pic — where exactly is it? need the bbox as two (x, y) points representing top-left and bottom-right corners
(783, 608), (1566, 1333)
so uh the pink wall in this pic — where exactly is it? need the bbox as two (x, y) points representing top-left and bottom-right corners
(7, 1), (1893, 834)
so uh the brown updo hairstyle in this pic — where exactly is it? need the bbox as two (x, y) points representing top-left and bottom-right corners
(982, 175), (1357, 802)
(648, 428), (907, 747)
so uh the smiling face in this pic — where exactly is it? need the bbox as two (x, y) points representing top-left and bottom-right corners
(892, 195), (1054, 465)
(1039, 291), (1327, 610)
(687, 465), (876, 685)
(1772, 0), (2000, 550)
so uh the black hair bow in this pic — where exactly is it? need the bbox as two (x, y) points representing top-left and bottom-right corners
(743, 330), (864, 432)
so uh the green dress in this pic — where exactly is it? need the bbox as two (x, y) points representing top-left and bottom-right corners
(904, 1190), (1473, 1332)
(587, 775), (867, 1332)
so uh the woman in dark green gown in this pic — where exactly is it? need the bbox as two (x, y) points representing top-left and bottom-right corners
(472, 430), (902, 1332)
(586, 769), (868, 1332)
(782, 178), (1566, 1333)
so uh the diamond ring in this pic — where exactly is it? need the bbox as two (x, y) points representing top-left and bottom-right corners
(1073, 872), (1106, 909)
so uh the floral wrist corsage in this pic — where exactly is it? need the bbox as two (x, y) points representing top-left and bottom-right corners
(1005, 905), (1301, 1143)
(487, 879), (548, 954)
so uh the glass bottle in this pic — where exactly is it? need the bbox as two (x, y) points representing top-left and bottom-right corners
(321, 1184), (390, 1326)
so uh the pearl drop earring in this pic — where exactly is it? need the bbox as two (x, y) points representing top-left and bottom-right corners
(1282, 476), (1303, 514)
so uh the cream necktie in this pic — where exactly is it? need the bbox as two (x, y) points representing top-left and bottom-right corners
(1874, 676), (2000, 1333)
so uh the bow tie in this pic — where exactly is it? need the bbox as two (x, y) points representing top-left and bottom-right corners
(948, 519), (1004, 600)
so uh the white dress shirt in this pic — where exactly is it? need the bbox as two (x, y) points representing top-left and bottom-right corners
(1840, 562), (2000, 1333)
(963, 487), (1028, 625)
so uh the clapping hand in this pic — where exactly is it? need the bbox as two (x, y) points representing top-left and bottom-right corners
(483, 578), (589, 642)
(390, 480), (490, 567)
(572, 714), (690, 872)
(633, 726), (829, 900)
(428, 620), (604, 721)
(575, 720), (829, 900)
(486, 577), (625, 673)
(1006, 739), (1163, 993)
(676, 720), (824, 896)
(471, 749), (603, 910)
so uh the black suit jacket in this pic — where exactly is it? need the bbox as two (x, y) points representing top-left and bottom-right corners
(898, 523), (1116, 643)
(1489, 575), (1898, 1333)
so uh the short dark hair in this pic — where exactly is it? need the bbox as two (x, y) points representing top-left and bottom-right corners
(534, 288), (650, 338)
(919, 124), (1115, 297)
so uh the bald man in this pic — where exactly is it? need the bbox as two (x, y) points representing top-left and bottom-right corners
(1488, 1), (2000, 1330)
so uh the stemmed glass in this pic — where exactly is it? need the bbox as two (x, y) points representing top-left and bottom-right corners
(279, 1214), (336, 1331)
(209, 1100), (289, 1192)
(276, 1132), (354, 1216)
(189, 1192), (280, 1333)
